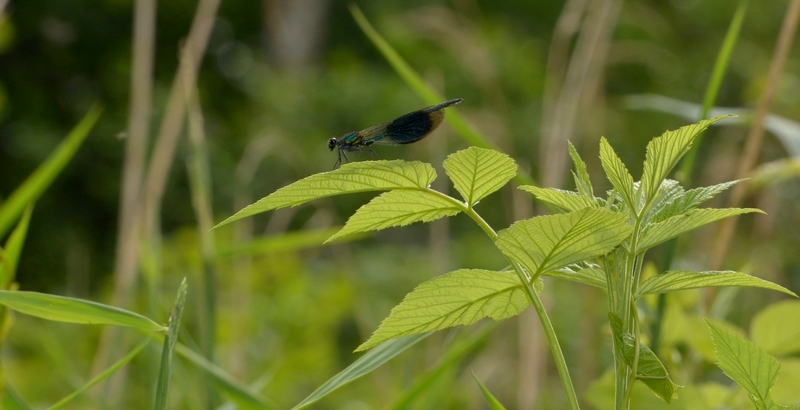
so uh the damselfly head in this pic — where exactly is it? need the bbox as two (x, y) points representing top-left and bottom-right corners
(328, 137), (338, 151)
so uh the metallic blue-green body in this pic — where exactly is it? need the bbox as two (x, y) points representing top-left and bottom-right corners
(328, 98), (463, 168)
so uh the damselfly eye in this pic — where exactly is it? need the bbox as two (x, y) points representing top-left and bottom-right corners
(328, 138), (337, 151)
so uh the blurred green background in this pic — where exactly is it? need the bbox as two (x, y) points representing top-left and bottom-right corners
(1, 0), (799, 408)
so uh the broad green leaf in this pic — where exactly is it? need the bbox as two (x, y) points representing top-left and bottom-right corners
(609, 313), (680, 403)
(519, 186), (597, 212)
(293, 333), (430, 410)
(636, 271), (796, 298)
(599, 137), (636, 212)
(326, 190), (460, 243)
(155, 278), (187, 410)
(48, 338), (151, 410)
(472, 372), (508, 410)
(496, 208), (631, 279)
(0, 205), (33, 287)
(707, 320), (785, 410)
(357, 269), (530, 351)
(176, 344), (279, 410)
(443, 147), (517, 207)
(751, 301), (800, 355)
(568, 142), (594, 198)
(217, 227), (346, 258)
(648, 180), (741, 224)
(637, 208), (762, 252)
(544, 262), (607, 290)
(214, 160), (436, 228)
(0, 105), (101, 238)
(640, 116), (729, 204)
(0, 291), (164, 332)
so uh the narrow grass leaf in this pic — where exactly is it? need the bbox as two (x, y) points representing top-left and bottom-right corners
(348, 4), (538, 188)
(707, 320), (784, 410)
(637, 270), (796, 298)
(217, 227), (345, 258)
(390, 325), (494, 409)
(472, 371), (508, 410)
(649, 180), (741, 223)
(4, 383), (32, 410)
(176, 344), (279, 410)
(544, 262), (607, 290)
(357, 269), (530, 351)
(293, 333), (430, 410)
(638, 208), (762, 251)
(154, 278), (188, 410)
(0, 205), (33, 286)
(609, 313), (680, 402)
(599, 137), (636, 212)
(751, 301), (800, 355)
(569, 142), (594, 198)
(496, 208), (630, 279)
(0, 105), (101, 238)
(443, 147), (517, 207)
(641, 116), (730, 203)
(47, 337), (151, 410)
(519, 186), (597, 212)
(0, 290), (164, 331)
(214, 161), (436, 228)
(327, 190), (460, 242)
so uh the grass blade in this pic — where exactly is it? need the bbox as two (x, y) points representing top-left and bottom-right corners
(154, 278), (188, 410)
(292, 333), (430, 410)
(47, 337), (151, 410)
(0, 291), (164, 332)
(0, 104), (102, 238)
(0, 204), (33, 287)
(348, 4), (537, 187)
(472, 371), (508, 410)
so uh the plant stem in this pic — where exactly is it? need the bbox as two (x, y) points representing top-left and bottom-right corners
(428, 189), (580, 410)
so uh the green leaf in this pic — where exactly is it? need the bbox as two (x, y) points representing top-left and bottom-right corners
(176, 344), (279, 410)
(640, 116), (730, 203)
(609, 313), (680, 403)
(472, 371), (508, 410)
(637, 208), (762, 252)
(0, 105), (101, 238)
(216, 227), (347, 258)
(0, 290), (164, 332)
(707, 320), (786, 410)
(543, 262), (607, 290)
(599, 137), (637, 212)
(389, 325), (494, 409)
(214, 160), (436, 228)
(293, 333), (430, 410)
(519, 186), (597, 212)
(648, 180), (741, 224)
(48, 338), (151, 410)
(751, 301), (800, 355)
(326, 190), (460, 243)
(496, 208), (631, 279)
(357, 269), (530, 351)
(0, 204), (33, 287)
(568, 141), (594, 198)
(155, 278), (188, 410)
(442, 147), (517, 207)
(636, 271), (796, 298)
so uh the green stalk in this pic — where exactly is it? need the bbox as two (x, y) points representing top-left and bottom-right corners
(428, 188), (580, 410)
